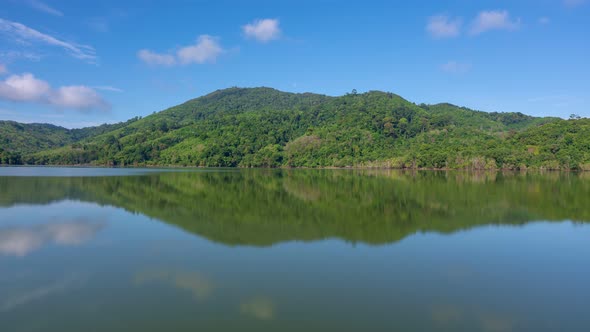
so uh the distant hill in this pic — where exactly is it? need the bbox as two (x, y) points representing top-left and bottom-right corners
(1, 87), (588, 170)
(0, 118), (140, 154)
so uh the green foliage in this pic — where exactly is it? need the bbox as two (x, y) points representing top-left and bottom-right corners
(2, 87), (587, 169)
(0, 147), (21, 165)
(0, 121), (72, 154)
(0, 118), (139, 158)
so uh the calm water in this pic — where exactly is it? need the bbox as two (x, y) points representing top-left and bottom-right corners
(0, 167), (589, 331)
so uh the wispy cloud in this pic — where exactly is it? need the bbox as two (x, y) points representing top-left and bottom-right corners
(563, 0), (587, 7)
(138, 35), (224, 66)
(242, 19), (282, 42)
(86, 9), (128, 33)
(0, 63), (6, 74)
(538, 17), (550, 25)
(426, 15), (462, 38)
(24, 0), (63, 17)
(441, 61), (472, 74)
(0, 18), (96, 63)
(0, 50), (42, 62)
(137, 49), (176, 66)
(87, 18), (109, 33)
(94, 85), (123, 93)
(0, 73), (110, 111)
(470, 10), (520, 35)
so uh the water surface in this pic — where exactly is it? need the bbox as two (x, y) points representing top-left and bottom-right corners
(1, 167), (589, 331)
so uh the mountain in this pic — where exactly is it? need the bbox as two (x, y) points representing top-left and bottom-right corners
(1, 87), (588, 170)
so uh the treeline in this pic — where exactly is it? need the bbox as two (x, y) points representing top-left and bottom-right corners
(1, 87), (588, 170)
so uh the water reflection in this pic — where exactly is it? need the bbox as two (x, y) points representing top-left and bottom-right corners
(479, 313), (514, 332)
(0, 220), (104, 256)
(0, 169), (588, 332)
(431, 304), (463, 326)
(0, 170), (588, 246)
(430, 304), (516, 332)
(0, 275), (85, 312)
(135, 269), (215, 301)
(240, 297), (276, 320)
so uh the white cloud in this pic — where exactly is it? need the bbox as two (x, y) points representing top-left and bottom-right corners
(49, 86), (109, 110)
(0, 73), (50, 101)
(24, 0), (64, 17)
(177, 35), (223, 64)
(441, 61), (472, 74)
(138, 35), (224, 66)
(242, 19), (282, 42)
(426, 15), (462, 38)
(470, 10), (520, 35)
(0, 18), (95, 63)
(137, 49), (176, 66)
(538, 17), (550, 25)
(0, 64), (6, 74)
(0, 73), (109, 111)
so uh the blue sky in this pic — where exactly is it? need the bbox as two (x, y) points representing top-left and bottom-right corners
(0, 0), (588, 128)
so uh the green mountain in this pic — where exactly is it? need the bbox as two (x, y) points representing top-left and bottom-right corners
(1, 87), (588, 169)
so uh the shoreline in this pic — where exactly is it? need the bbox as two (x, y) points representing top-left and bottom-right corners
(0, 164), (586, 172)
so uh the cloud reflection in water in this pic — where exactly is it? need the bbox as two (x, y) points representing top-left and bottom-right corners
(240, 296), (276, 320)
(135, 269), (215, 301)
(0, 219), (105, 257)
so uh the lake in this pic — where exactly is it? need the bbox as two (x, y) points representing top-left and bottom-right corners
(0, 167), (589, 331)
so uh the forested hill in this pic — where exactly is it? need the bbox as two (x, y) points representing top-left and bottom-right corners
(0, 118), (139, 163)
(1, 87), (588, 170)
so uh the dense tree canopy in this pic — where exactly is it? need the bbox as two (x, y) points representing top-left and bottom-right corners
(0, 118), (140, 154)
(1, 87), (588, 170)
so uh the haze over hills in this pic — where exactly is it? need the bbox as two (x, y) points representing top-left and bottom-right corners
(0, 87), (588, 170)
